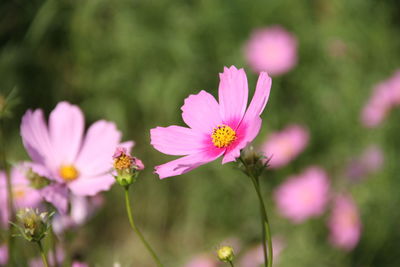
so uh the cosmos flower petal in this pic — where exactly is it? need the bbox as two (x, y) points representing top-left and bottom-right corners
(68, 174), (115, 196)
(151, 126), (207, 155)
(222, 117), (262, 164)
(119, 141), (135, 152)
(243, 72), (272, 121)
(41, 184), (69, 214)
(155, 150), (223, 179)
(218, 66), (248, 128)
(75, 120), (121, 177)
(20, 109), (56, 170)
(181, 90), (222, 134)
(49, 102), (84, 166)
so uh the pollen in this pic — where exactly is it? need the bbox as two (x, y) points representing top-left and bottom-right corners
(211, 125), (237, 148)
(114, 154), (133, 170)
(59, 165), (79, 181)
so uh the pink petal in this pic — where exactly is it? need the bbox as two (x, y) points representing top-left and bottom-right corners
(155, 150), (223, 179)
(243, 72), (272, 121)
(68, 174), (115, 196)
(218, 66), (249, 128)
(181, 90), (222, 134)
(75, 120), (121, 177)
(222, 117), (262, 164)
(151, 126), (207, 156)
(119, 141), (135, 152)
(20, 109), (56, 171)
(41, 184), (69, 214)
(49, 102), (84, 166)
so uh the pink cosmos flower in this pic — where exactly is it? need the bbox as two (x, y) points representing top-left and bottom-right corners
(0, 163), (42, 227)
(261, 124), (309, 169)
(150, 66), (271, 179)
(328, 194), (361, 251)
(274, 167), (330, 223)
(245, 26), (297, 76)
(361, 70), (400, 127)
(390, 70), (400, 104)
(20, 101), (133, 213)
(239, 237), (285, 267)
(361, 82), (393, 127)
(184, 254), (218, 267)
(0, 244), (7, 266)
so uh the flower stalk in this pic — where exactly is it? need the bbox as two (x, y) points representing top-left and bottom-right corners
(124, 186), (163, 267)
(239, 156), (273, 267)
(37, 240), (49, 267)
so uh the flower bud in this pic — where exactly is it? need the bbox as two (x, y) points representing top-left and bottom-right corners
(13, 208), (53, 242)
(240, 146), (269, 177)
(113, 147), (144, 187)
(217, 246), (234, 263)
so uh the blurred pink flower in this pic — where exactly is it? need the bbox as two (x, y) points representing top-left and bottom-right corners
(361, 82), (393, 127)
(52, 195), (104, 234)
(239, 236), (285, 267)
(0, 244), (8, 266)
(245, 26), (297, 76)
(328, 194), (361, 251)
(347, 145), (384, 181)
(261, 124), (309, 168)
(151, 66), (271, 179)
(72, 261), (89, 267)
(0, 163), (42, 227)
(184, 254), (218, 267)
(20, 101), (133, 213)
(274, 167), (330, 223)
(361, 70), (400, 127)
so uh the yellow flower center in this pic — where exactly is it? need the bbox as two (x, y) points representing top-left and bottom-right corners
(13, 188), (26, 199)
(114, 154), (132, 170)
(211, 125), (237, 148)
(59, 165), (79, 181)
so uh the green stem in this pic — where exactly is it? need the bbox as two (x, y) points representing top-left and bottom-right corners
(0, 118), (14, 263)
(124, 187), (163, 267)
(37, 241), (49, 267)
(240, 157), (273, 267)
(50, 226), (58, 267)
(256, 177), (268, 266)
(228, 260), (235, 267)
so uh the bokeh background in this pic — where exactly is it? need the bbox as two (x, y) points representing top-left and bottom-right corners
(1, 0), (400, 266)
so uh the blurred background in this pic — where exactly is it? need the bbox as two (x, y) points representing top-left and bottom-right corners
(1, 0), (400, 266)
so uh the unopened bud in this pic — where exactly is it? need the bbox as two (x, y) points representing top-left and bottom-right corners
(217, 246), (234, 263)
(113, 147), (144, 187)
(13, 208), (54, 242)
(240, 146), (269, 177)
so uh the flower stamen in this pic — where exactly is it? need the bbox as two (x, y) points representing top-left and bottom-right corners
(211, 125), (236, 148)
(59, 165), (79, 181)
(114, 153), (133, 171)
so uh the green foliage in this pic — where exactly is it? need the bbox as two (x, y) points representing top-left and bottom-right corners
(1, 0), (400, 266)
